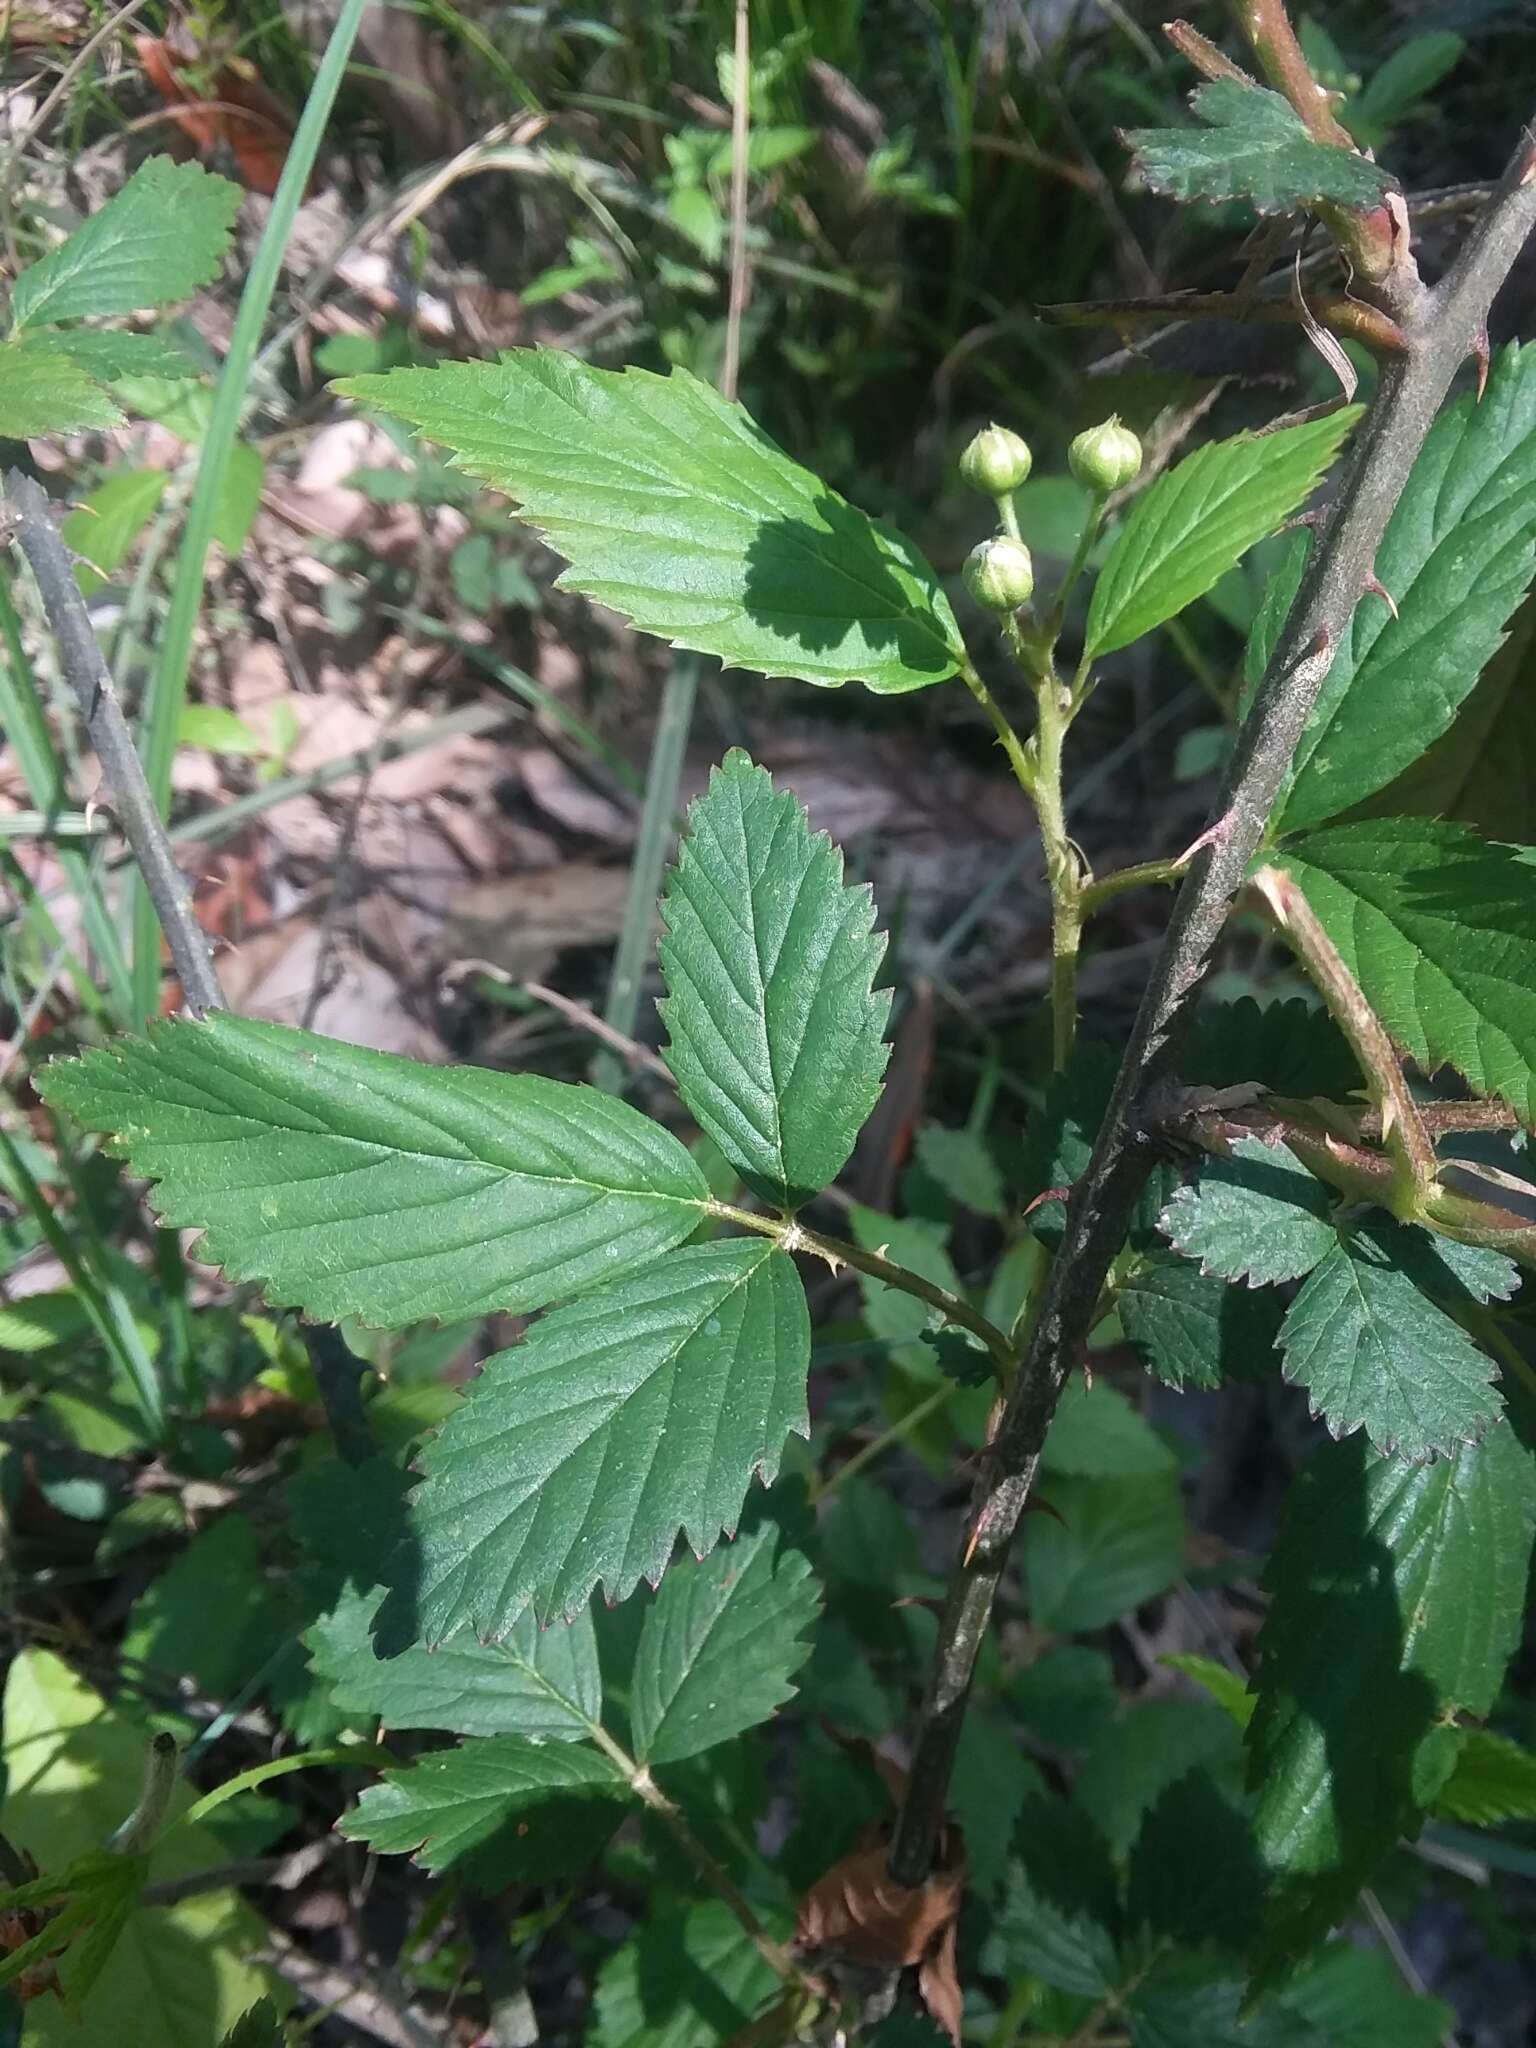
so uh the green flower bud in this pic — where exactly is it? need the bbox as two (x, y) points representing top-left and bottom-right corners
(963, 536), (1035, 613)
(1069, 416), (1142, 495)
(959, 423), (1033, 497)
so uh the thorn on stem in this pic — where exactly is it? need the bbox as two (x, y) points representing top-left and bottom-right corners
(1472, 323), (1491, 400)
(1362, 566), (1399, 618)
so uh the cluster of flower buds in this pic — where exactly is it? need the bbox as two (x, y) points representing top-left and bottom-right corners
(957, 415), (1142, 618)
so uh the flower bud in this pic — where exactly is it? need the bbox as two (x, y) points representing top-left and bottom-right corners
(963, 536), (1035, 613)
(1069, 416), (1142, 495)
(959, 423), (1033, 498)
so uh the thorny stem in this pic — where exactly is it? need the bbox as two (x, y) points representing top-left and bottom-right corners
(708, 1200), (1015, 1381)
(582, 1721), (811, 1994)
(1230, 0), (1402, 283)
(887, 112), (1536, 1890)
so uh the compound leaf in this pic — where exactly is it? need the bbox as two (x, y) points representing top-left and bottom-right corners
(1279, 822), (1536, 1126)
(402, 1237), (809, 1644)
(1276, 344), (1536, 830)
(659, 751), (889, 1208)
(339, 1735), (627, 1881)
(308, 1585), (601, 1739)
(1159, 1138), (1338, 1286)
(1126, 80), (1394, 214)
(1279, 1219), (1502, 1460)
(13, 157), (240, 328)
(36, 1012), (709, 1327)
(631, 1523), (820, 1766)
(1084, 408), (1358, 661)
(337, 351), (963, 693)
(1247, 1426), (1536, 1965)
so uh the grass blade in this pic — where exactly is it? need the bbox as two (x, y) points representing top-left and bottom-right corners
(130, 0), (374, 1021)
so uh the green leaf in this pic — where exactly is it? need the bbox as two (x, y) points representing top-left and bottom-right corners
(1275, 345), (1536, 829)
(219, 2002), (286, 2048)
(1085, 408), (1359, 662)
(339, 1735), (627, 1880)
(1041, 1378), (1174, 1478)
(36, 1011), (710, 1327)
(1278, 1217), (1502, 1460)
(1125, 80), (1394, 214)
(177, 703), (265, 755)
(1279, 822), (1536, 1126)
(631, 1523), (819, 1765)
(991, 1793), (1122, 1998)
(1128, 1960), (1324, 2048)
(658, 751), (889, 1207)
(1343, 591), (1536, 842)
(1431, 1727), (1536, 1824)
(1023, 1468), (1184, 1633)
(308, 1585), (601, 1739)
(914, 1123), (1006, 1216)
(1075, 1696), (1242, 1856)
(62, 470), (170, 591)
(1163, 1654), (1255, 1729)
(1119, 1254), (1279, 1391)
(401, 1237), (808, 1644)
(31, 328), (199, 383)
(1348, 32), (1465, 148)
(1159, 1139), (1337, 1286)
(0, 337), (122, 437)
(122, 1516), (287, 1704)
(337, 351), (963, 692)
(590, 1900), (784, 2048)
(950, 1709), (1044, 1894)
(1, 1651), (281, 2043)
(1280, 1943), (1454, 2048)
(1247, 1426), (1536, 1960)
(1127, 1771), (1265, 1948)
(1010, 1646), (1118, 1752)
(12, 157), (240, 328)
(1186, 995), (1359, 1101)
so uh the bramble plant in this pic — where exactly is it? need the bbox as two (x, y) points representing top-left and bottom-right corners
(12, 5), (1536, 2043)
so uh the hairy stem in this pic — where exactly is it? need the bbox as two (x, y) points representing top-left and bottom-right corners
(887, 119), (1536, 1889)
(1251, 864), (1437, 1197)
(959, 657), (1036, 795)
